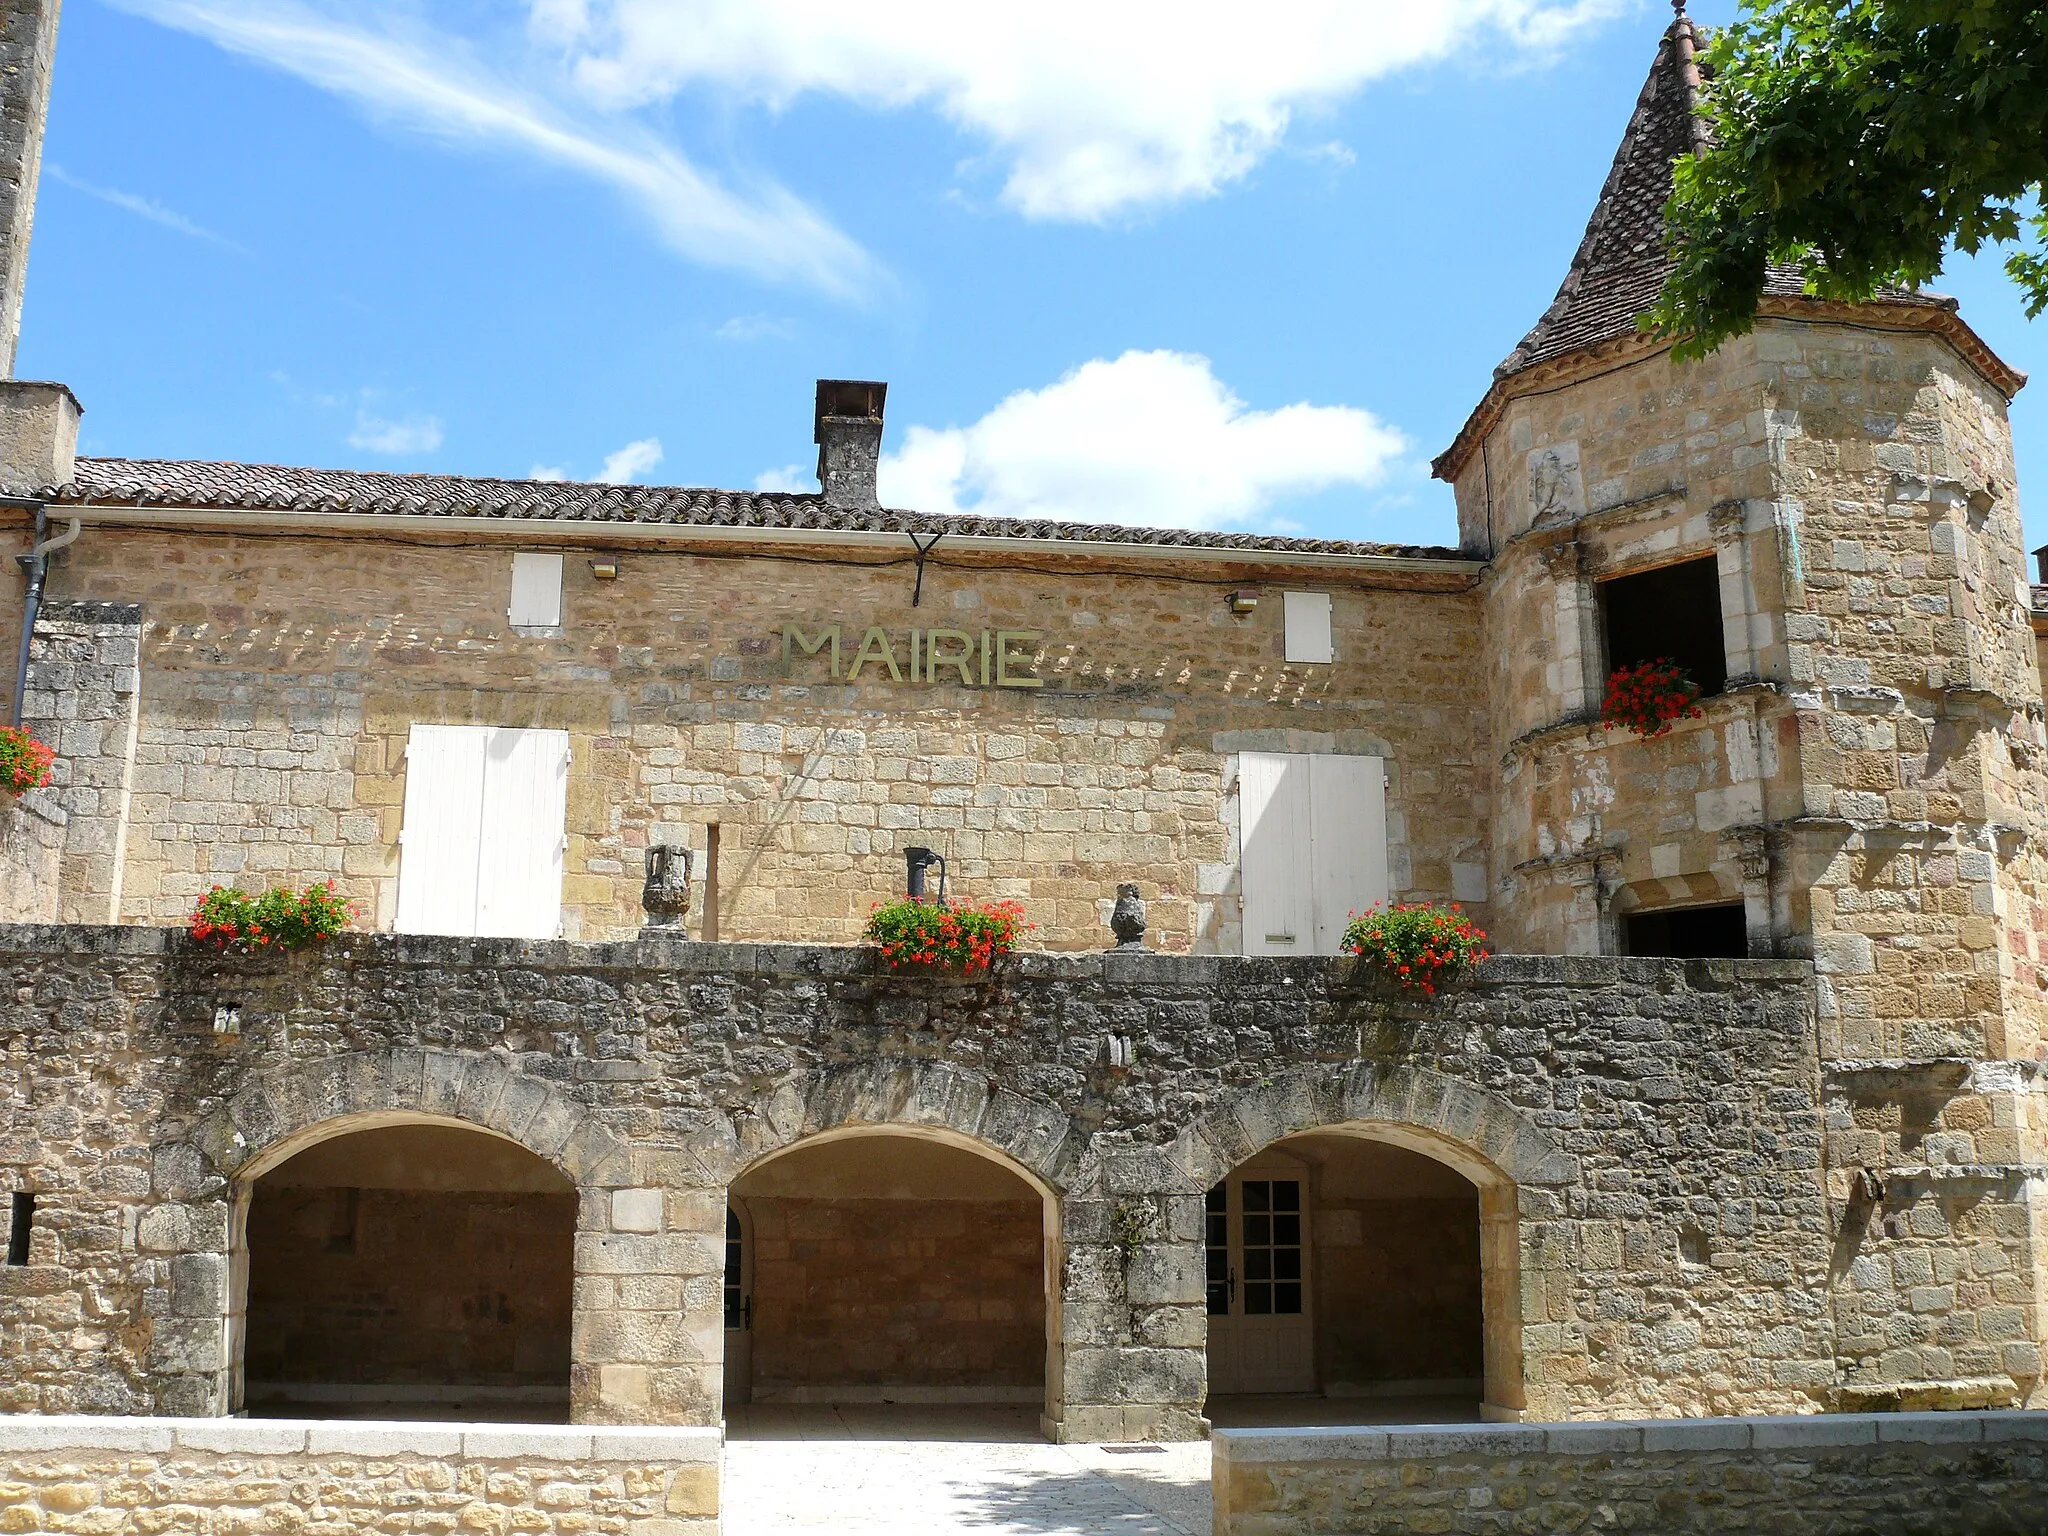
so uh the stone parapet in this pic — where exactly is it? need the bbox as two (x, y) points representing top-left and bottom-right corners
(1213, 1411), (2048, 1535)
(0, 1415), (722, 1533)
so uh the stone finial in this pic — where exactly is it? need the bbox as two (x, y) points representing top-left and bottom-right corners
(1108, 882), (1146, 949)
(641, 843), (692, 929)
(814, 379), (886, 510)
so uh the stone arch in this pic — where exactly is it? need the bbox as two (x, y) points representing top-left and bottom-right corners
(715, 1059), (1076, 1193)
(185, 1048), (631, 1189)
(1171, 1063), (1578, 1421)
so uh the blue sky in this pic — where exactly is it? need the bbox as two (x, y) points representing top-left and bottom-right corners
(22, 0), (2048, 555)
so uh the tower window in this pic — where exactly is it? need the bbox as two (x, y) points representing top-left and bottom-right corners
(1600, 556), (1727, 697)
(7, 1192), (33, 1265)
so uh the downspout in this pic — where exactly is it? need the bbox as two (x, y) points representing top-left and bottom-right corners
(10, 499), (79, 727)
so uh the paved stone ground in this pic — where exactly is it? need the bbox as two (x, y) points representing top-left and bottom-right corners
(722, 1398), (1479, 1533)
(723, 1406), (1209, 1535)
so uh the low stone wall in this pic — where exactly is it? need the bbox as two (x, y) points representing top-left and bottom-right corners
(1211, 1412), (2048, 1535)
(0, 1415), (721, 1534)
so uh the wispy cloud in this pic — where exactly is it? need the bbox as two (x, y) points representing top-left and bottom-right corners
(109, 0), (881, 299)
(598, 436), (663, 483)
(716, 313), (798, 342)
(46, 163), (243, 250)
(349, 411), (444, 455)
(753, 463), (810, 493)
(528, 463), (569, 482)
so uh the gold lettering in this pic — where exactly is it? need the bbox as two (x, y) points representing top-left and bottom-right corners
(909, 628), (921, 682)
(980, 630), (992, 686)
(782, 624), (841, 678)
(996, 631), (1043, 689)
(846, 626), (904, 682)
(926, 629), (976, 686)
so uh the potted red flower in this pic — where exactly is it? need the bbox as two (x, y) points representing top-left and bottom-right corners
(1602, 658), (1705, 739)
(190, 882), (356, 953)
(0, 725), (55, 796)
(1342, 902), (1490, 999)
(865, 896), (1028, 978)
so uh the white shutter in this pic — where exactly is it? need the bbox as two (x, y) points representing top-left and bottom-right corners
(475, 727), (570, 940)
(1240, 752), (1316, 956)
(509, 553), (564, 627)
(1282, 591), (1334, 664)
(395, 725), (488, 937)
(1307, 755), (1389, 954)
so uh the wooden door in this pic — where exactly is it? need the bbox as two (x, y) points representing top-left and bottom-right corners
(722, 1205), (751, 1406)
(1239, 753), (1388, 957)
(1206, 1157), (1314, 1395)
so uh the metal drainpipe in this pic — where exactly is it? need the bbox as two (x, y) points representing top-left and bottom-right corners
(11, 501), (80, 729)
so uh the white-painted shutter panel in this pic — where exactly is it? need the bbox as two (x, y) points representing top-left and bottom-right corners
(1240, 752), (1316, 956)
(509, 553), (564, 627)
(475, 727), (570, 940)
(1307, 754), (1389, 954)
(395, 724), (489, 937)
(1282, 591), (1334, 664)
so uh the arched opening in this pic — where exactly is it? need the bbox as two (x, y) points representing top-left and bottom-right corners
(724, 1127), (1056, 1440)
(237, 1118), (576, 1421)
(1204, 1128), (1505, 1428)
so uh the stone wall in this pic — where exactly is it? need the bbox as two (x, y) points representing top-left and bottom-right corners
(0, 1415), (720, 1535)
(1314, 1197), (1480, 1391)
(0, 788), (63, 921)
(744, 1196), (1045, 1402)
(47, 527), (1487, 951)
(0, 927), (1873, 1437)
(1212, 1410), (2048, 1535)
(21, 600), (140, 924)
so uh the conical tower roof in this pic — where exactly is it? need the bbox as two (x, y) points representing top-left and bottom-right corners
(1493, 4), (1716, 380)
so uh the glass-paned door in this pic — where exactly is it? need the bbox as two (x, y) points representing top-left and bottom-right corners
(1205, 1158), (1314, 1394)
(723, 1205), (751, 1405)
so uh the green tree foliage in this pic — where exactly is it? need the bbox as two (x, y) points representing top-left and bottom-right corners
(1652, 0), (2047, 358)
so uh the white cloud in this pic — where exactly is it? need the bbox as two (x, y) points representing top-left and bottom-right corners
(876, 350), (1405, 530)
(528, 463), (569, 481)
(598, 436), (664, 483)
(717, 313), (798, 342)
(111, 0), (879, 297)
(349, 412), (444, 455)
(753, 463), (810, 493)
(46, 163), (243, 250)
(548, 0), (1621, 220)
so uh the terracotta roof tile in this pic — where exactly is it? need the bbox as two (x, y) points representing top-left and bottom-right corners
(56, 457), (1465, 563)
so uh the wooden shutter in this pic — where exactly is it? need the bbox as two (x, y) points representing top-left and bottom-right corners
(1240, 752), (1316, 956)
(475, 727), (570, 940)
(509, 553), (564, 627)
(395, 724), (488, 936)
(1307, 754), (1389, 954)
(1282, 591), (1334, 664)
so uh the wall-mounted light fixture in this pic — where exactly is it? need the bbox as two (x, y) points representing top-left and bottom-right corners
(1227, 589), (1259, 616)
(590, 556), (620, 581)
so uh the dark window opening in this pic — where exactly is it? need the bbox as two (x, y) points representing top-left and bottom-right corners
(1205, 1183), (1229, 1317)
(724, 1206), (747, 1330)
(7, 1192), (33, 1265)
(1600, 556), (1727, 698)
(1625, 903), (1748, 958)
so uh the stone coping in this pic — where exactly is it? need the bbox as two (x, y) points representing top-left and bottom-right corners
(0, 922), (1817, 986)
(0, 1414), (722, 1462)
(1213, 1410), (2048, 1464)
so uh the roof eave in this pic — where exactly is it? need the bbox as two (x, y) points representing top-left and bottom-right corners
(1432, 297), (2029, 485)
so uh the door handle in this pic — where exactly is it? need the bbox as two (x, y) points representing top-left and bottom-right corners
(1228, 1269), (1236, 1305)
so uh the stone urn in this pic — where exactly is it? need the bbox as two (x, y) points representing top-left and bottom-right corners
(1109, 883), (1147, 949)
(641, 844), (693, 929)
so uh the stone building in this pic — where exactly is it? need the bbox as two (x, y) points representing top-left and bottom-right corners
(3, 3), (2045, 1454)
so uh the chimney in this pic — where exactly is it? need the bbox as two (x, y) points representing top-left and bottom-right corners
(814, 379), (886, 510)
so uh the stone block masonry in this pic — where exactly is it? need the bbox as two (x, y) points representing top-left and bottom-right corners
(0, 1416), (722, 1534)
(1212, 1410), (2048, 1535)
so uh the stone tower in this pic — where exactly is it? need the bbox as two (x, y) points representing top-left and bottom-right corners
(1437, 6), (2046, 1409)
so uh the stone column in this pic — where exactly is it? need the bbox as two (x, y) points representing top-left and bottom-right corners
(23, 599), (140, 921)
(572, 1171), (725, 1426)
(1051, 1157), (1207, 1443)
(1539, 538), (1598, 717)
(0, 0), (59, 376)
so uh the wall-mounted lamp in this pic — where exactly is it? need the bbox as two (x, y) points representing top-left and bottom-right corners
(1227, 589), (1259, 616)
(590, 556), (620, 581)
(904, 845), (948, 906)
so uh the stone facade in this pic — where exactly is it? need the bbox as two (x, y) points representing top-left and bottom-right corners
(0, 1416), (721, 1535)
(1211, 1411), (2048, 1535)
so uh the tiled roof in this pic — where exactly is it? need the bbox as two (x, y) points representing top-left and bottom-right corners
(56, 457), (1465, 563)
(1495, 12), (1932, 383)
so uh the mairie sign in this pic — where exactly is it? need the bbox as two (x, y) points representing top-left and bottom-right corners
(782, 625), (1043, 688)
